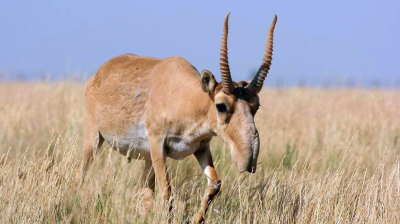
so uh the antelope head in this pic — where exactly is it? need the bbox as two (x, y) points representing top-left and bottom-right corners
(201, 13), (277, 173)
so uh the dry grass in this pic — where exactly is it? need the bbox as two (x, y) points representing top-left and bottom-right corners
(0, 82), (399, 223)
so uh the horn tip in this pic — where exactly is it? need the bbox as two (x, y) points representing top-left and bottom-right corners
(225, 12), (231, 21)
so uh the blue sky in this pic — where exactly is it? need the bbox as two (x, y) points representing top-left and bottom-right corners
(1, 0), (399, 86)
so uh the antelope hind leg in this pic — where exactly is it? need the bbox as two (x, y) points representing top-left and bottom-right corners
(77, 117), (104, 186)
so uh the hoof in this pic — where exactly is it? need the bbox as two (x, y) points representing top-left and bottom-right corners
(192, 213), (205, 224)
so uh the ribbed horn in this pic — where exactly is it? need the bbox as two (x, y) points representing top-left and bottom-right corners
(248, 15), (277, 94)
(220, 12), (234, 94)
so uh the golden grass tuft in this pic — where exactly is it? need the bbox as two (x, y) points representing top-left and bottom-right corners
(0, 82), (399, 223)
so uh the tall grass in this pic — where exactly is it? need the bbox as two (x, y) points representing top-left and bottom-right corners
(0, 82), (399, 223)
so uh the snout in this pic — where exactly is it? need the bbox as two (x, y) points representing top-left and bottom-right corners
(236, 130), (260, 174)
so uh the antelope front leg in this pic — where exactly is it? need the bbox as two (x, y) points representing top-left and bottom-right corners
(193, 145), (221, 224)
(140, 160), (155, 216)
(148, 137), (172, 212)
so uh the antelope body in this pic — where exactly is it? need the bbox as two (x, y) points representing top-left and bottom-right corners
(80, 13), (277, 223)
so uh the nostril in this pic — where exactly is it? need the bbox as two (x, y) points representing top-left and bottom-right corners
(254, 130), (259, 138)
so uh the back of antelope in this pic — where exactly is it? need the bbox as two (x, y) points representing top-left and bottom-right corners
(79, 13), (277, 223)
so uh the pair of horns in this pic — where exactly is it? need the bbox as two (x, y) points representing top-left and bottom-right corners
(219, 13), (277, 94)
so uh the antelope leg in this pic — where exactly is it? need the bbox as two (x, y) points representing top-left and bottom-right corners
(193, 145), (221, 224)
(149, 136), (172, 213)
(140, 159), (155, 215)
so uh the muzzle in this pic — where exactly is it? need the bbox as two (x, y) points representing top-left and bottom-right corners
(247, 130), (260, 173)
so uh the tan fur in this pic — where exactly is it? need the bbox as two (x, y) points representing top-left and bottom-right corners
(80, 54), (260, 221)
(80, 13), (276, 223)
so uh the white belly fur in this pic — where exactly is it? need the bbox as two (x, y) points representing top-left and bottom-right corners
(101, 121), (202, 160)
(165, 135), (201, 160)
(101, 121), (151, 159)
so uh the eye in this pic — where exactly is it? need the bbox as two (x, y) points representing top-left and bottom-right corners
(216, 103), (227, 113)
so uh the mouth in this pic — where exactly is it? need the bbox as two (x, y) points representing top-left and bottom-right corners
(246, 154), (255, 173)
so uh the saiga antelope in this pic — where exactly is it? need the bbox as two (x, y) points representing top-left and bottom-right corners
(80, 13), (277, 223)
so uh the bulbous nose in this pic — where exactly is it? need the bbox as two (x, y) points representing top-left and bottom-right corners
(247, 130), (260, 173)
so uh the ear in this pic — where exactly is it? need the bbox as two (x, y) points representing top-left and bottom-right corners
(200, 70), (217, 97)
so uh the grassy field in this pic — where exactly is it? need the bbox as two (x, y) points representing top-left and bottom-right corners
(0, 82), (399, 223)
